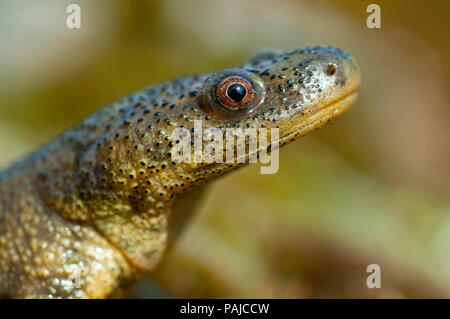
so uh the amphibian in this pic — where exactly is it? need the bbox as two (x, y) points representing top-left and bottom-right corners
(0, 47), (360, 298)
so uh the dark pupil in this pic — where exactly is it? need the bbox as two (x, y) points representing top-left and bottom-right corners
(227, 83), (247, 103)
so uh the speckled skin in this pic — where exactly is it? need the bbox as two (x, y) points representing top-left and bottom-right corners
(0, 47), (360, 298)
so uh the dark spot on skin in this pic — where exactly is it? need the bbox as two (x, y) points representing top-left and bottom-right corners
(335, 68), (347, 87)
(325, 64), (336, 76)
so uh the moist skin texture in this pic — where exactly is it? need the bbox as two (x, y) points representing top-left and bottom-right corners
(0, 47), (360, 298)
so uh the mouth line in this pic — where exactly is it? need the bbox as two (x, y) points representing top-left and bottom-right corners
(187, 87), (359, 174)
(321, 86), (359, 111)
(279, 88), (359, 144)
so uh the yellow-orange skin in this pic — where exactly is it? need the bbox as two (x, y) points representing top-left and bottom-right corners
(0, 47), (360, 298)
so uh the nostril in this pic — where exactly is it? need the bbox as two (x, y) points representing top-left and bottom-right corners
(325, 64), (336, 76)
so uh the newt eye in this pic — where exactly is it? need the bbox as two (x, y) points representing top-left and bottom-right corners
(200, 69), (266, 119)
(214, 75), (255, 111)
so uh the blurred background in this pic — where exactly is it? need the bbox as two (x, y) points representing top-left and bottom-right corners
(1, 0), (450, 298)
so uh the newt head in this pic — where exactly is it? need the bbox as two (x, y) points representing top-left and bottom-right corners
(177, 46), (361, 177)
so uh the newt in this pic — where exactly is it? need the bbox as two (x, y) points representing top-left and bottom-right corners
(0, 46), (360, 298)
